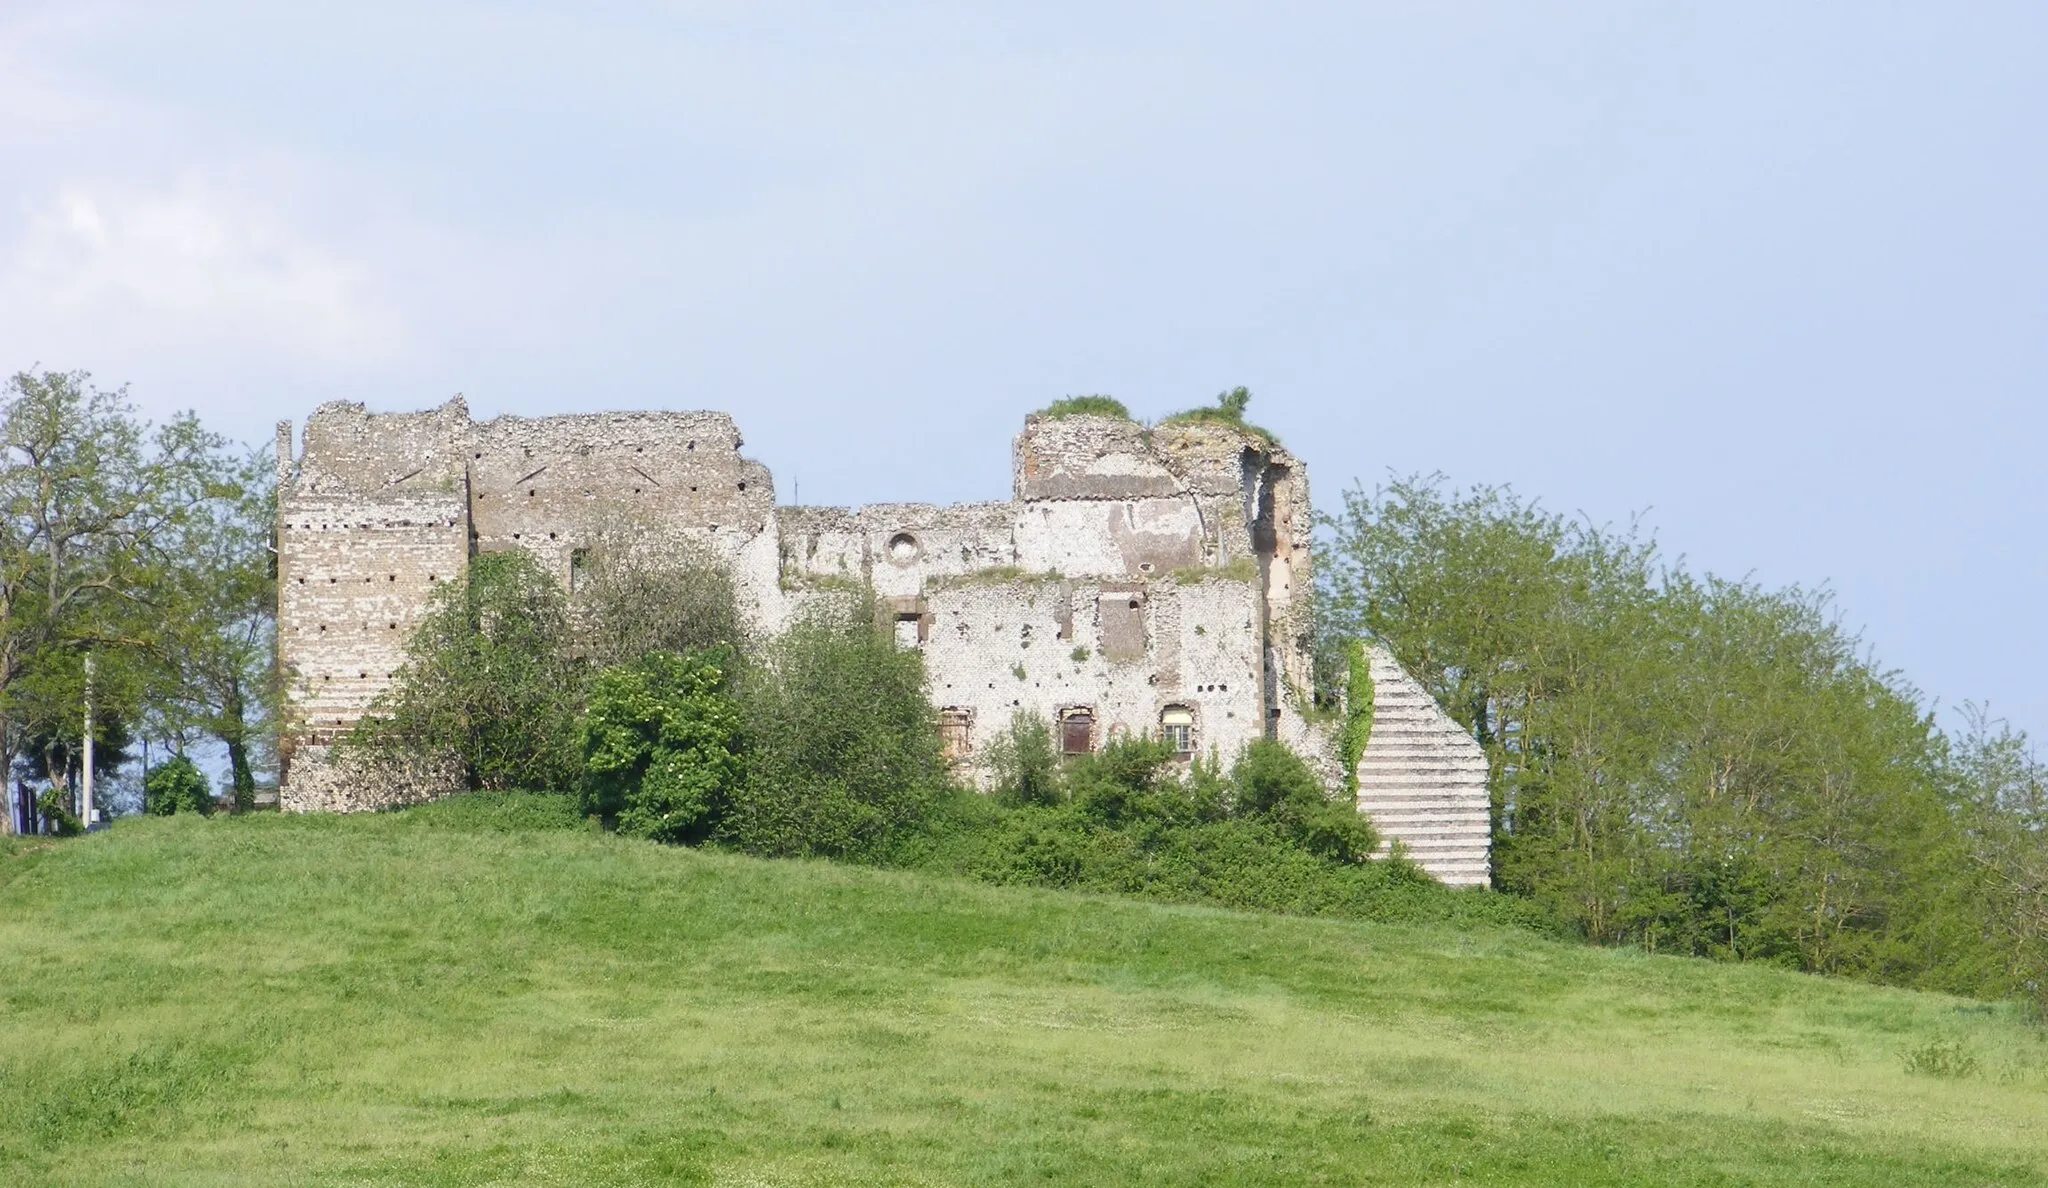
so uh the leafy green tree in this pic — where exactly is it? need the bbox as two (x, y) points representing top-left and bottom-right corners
(580, 649), (743, 843)
(143, 755), (213, 816)
(10, 696), (133, 830)
(1947, 709), (2048, 1011)
(349, 549), (583, 791)
(984, 710), (1061, 807)
(1318, 473), (1970, 989)
(139, 449), (275, 809)
(723, 598), (948, 860)
(0, 369), (241, 832)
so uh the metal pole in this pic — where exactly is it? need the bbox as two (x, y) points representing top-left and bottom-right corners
(81, 654), (95, 829)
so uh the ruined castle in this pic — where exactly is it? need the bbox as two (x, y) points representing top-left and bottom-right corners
(275, 399), (1490, 885)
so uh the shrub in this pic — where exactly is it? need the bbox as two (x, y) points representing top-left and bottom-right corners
(580, 649), (743, 843)
(144, 755), (212, 817)
(1903, 1038), (1980, 1079)
(35, 787), (83, 835)
(722, 599), (949, 860)
(985, 711), (1061, 807)
(348, 549), (584, 792)
(1038, 395), (1131, 420)
(1068, 736), (1178, 828)
(1159, 386), (1278, 444)
(907, 795), (1533, 930)
(577, 540), (746, 667)
(1234, 738), (1378, 862)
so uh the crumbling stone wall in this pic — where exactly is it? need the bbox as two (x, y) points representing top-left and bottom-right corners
(276, 400), (1492, 885)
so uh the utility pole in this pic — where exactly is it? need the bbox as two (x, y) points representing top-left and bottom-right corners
(81, 654), (96, 830)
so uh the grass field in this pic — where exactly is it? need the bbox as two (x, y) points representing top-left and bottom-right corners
(3, 800), (2046, 1186)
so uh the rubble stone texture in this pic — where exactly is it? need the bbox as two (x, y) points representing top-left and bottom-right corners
(275, 399), (1491, 884)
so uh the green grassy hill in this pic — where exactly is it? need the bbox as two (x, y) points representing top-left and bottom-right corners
(3, 806), (2045, 1186)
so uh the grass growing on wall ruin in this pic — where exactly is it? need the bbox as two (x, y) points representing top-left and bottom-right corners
(4, 811), (2048, 1186)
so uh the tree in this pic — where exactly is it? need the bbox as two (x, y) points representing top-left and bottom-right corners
(348, 548), (584, 792)
(138, 449), (276, 809)
(985, 711), (1061, 807)
(1318, 473), (1970, 990)
(723, 598), (948, 860)
(1949, 709), (2048, 1011)
(0, 370), (240, 833)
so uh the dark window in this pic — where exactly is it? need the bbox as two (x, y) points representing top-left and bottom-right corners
(569, 548), (591, 593)
(1060, 709), (1095, 756)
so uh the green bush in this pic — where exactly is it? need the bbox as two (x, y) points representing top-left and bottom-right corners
(35, 787), (83, 835)
(1037, 395), (1131, 420)
(144, 756), (212, 817)
(985, 711), (1061, 807)
(1234, 738), (1378, 862)
(882, 734), (1476, 927)
(348, 549), (584, 792)
(580, 649), (744, 843)
(722, 600), (949, 860)
(906, 793), (1533, 929)
(1159, 386), (1278, 444)
(1067, 736), (1179, 828)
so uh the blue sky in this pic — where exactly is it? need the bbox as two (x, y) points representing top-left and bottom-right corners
(3, 2), (2043, 739)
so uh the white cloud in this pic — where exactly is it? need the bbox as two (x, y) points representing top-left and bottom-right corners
(0, 177), (408, 370)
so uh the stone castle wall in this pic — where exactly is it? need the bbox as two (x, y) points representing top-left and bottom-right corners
(276, 399), (1491, 885)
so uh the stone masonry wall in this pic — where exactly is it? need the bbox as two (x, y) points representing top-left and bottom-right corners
(276, 400), (1492, 885)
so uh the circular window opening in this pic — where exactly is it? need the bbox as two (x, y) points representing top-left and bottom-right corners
(887, 533), (920, 564)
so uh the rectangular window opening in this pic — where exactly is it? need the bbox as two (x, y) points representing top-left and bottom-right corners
(1161, 706), (1195, 757)
(1060, 708), (1095, 757)
(939, 708), (973, 761)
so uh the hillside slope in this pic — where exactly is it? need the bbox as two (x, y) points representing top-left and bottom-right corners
(2, 811), (2045, 1186)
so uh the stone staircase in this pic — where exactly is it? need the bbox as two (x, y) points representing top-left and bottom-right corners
(1354, 645), (1492, 887)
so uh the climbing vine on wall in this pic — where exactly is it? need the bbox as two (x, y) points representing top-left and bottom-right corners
(1337, 640), (1374, 797)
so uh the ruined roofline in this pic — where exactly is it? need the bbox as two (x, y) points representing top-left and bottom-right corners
(301, 396), (744, 427)
(284, 399), (1302, 516)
